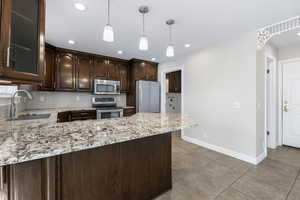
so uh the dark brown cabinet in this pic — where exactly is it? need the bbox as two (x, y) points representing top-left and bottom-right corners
(57, 110), (96, 123)
(106, 60), (119, 80)
(119, 62), (129, 92)
(0, 0), (45, 83)
(9, 160), (45, 200)
(0, 133), (171, 200)
(127, 59), (158, 107)
(38, 44), (157, 95)
(123, 107), (136, 117)
(55, 52), (76, 91)
(94, 57), (107, 79)
(93, 58), (121, 81)
(69, 110), (96, 121)
(0, 166), (8, 200)
(40, 44), (56, 91)
(166, 70), (181, 93)
(76, 55), (93, 91)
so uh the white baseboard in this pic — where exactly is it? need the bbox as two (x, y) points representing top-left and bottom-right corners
(181, 135), (267, 165)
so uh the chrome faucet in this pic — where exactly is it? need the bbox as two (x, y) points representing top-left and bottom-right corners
(10, 90), (33, 119)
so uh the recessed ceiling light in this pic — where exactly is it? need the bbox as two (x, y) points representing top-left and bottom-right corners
(68, 40), (75, 45)
(74, 2), (87, 11)
(298, 32), (300, 36)
(117, 50), (123, 54)
(185, 44), (191, 48)
(151, 58), (156, 61)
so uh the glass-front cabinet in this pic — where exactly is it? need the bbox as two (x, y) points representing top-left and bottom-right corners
(0, 0), (45, 83)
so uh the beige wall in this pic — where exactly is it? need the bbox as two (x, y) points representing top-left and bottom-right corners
(159, 32), (261, 160)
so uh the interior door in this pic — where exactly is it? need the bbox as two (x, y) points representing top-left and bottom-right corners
(283, 60), (300, 148)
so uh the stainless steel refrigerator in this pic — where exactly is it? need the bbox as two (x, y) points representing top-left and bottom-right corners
(136, 80), (160, 113)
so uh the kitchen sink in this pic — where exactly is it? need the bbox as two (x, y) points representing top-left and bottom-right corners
(9, 113), (51, 121)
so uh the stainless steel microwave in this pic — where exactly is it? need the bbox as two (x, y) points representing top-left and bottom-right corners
(94, 79), (120, 95)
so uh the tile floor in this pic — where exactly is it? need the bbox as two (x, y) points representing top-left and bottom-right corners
(155, 133), (300, 200)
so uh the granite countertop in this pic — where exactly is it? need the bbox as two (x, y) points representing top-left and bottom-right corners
(0, 108), (195, 166)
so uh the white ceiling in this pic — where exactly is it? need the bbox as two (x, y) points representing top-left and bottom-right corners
(46, 0), (300, 62)
(270, 28), (300, 48)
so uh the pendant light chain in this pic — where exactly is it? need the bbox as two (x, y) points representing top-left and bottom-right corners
(169, 25), (172, 44)
(142, 13), (145, 36)
(107, 0), (110, 25)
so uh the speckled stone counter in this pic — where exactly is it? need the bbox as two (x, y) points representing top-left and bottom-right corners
(0, 109), (195, 166)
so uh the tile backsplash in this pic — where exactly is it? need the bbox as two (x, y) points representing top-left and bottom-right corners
(0, 97), (26, 119)
(25, 91), (127, 110)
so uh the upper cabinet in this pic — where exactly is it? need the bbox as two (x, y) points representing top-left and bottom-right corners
(76, 55), (93, 92)
(55, 52), (76, 91)
(93, 58), (121, 81)
(166, 70), (181, 93)
(127, 59), (158, 106)
(94, 57), (108, 79)
(40, 44), (55, 91)
(118, 62), (129, 93)
(129, 59), (158, 82)
(0, 0), (45, 83)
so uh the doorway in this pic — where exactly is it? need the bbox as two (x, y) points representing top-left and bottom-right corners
(281, 59), (300, 148)
(165, 70), (182, 114)
(160, 66), (184, 115)
(264, 27), (300, 153)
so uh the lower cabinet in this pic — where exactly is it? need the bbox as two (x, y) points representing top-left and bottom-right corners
(123, 107), (136, 117)
(0, 133), (171, 200)
(9, 160), (45, 200)
(0, 166), (8, 200)
(57, 110), (96, 123)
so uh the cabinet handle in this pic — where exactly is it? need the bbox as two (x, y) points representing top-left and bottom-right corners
(6, 47), (10, 67)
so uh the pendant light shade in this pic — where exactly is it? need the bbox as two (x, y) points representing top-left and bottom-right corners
(103, 24), (114, 42)
(166, 45), (174, 57)
(103, 0), (114, 42)
(139, 36), (149, 51)
(139, 6), (149, 51)
(166, 19), (175, 57)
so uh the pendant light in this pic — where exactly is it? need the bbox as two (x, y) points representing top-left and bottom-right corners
(103, 0), (114, 42)
(166, 19), (175, 57)
(139, 6), (149, 51)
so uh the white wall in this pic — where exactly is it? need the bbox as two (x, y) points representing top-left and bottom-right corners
(159, 32), (263, 163)
(278, 44), (300, 60)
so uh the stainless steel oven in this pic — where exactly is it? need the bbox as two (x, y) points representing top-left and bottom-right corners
(94, 79), (120, 95)
(92, 97), (123, 119)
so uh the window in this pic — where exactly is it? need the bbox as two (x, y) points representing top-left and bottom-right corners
(0, 85), (18, 98)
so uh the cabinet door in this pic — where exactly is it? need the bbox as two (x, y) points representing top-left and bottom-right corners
(0, 0), (45, 83)
(56, 53), (75, 91)
(76, 55), (93, 91)
(93, 57), (107, 79)
(145, 63), (157, 81)
(107, 60), (119, 80)
(119, 63), (128, 92)
(41, 47), (55, 91)
(0, 166), (8, 200)
(132, 62), (146, 80)
(10, 160), (44, 200)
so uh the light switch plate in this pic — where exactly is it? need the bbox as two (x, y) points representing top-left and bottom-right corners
(232, 102), (241, 109)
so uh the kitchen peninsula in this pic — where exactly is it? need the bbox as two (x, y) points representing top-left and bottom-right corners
(0, 110), (194, 200)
